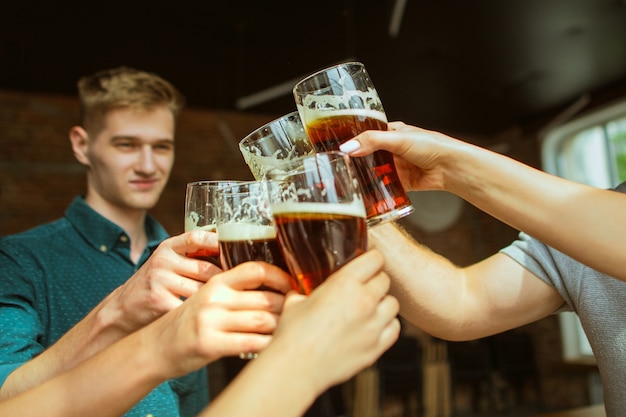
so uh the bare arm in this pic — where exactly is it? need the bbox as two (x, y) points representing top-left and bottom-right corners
(0, 251), (399, 417)
(368, 222), (563, 340)
(0, 230), (222, 400)
(342, 122), (626, 282)
(199, 250), (400, 417)
(0, 260), (292, 417)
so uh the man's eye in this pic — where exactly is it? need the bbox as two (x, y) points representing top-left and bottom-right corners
(116, 142), (135, 149)
(154, 144), (174, 152)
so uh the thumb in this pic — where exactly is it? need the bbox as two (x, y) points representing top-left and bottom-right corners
(339, 128), (402, 158)
(283, 291), (307, 310)
(338, 120), (411, 156)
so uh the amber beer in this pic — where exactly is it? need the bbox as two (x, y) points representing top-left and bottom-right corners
(272, 201), (367, 295)
(304, 109), (411, 222)
(217, 223), (290, 274)
(184, 224), (221, 266)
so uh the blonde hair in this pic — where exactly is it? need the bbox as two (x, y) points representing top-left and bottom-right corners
(77, 66), (185, 134)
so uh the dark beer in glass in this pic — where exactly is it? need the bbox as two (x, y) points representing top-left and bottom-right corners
(267, 151), (368, 294)
(215, 180), (295, 290)
(273, 202), (367, 295)
(185, 225), (221, 265)
(294, 62), (413, 226)
(218, 223), (289, 273)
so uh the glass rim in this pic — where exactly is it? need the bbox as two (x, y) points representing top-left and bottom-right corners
(239, 110), (302, 147)
(293, 61), (366, 95)
(186, 179), (245, 188)
(214, 179), (269, 195)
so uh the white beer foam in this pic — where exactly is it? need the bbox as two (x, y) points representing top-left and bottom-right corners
(298, 89), (387, 123)
(243, 150), (312, 181)
(299, 106), (387, 125)
(271, 199), (366, 219)
(218, 223), (277, 241)
(185, 221), (216, 233)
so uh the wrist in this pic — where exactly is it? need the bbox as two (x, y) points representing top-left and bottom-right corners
(262, 336), (327, 402)
(90, 288), (133, 348)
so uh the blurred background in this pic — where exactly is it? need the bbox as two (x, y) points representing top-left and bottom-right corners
(2, 0), (625, 137)
(1, 1), (624, 415)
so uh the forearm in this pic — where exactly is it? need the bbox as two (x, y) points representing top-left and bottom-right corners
(368, 223), (471, 340)
(443, 142), (626, 281)
(200, 341), (319, 417)
(0, 329), (163, 417)
(369, 223), (559, 340)
(1, 288), (129, 399)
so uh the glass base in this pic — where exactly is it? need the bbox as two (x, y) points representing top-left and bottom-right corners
(366, 203), (414, 228)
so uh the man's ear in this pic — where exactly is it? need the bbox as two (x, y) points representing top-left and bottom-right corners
(69, 126), (91, 166)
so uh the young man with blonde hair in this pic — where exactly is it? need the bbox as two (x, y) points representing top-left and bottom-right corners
(0, 67), (288, 416)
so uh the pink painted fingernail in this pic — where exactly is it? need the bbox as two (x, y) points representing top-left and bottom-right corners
(340, 140), (361, 153)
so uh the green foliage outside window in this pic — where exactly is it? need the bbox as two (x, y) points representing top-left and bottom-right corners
(609, 123), (626, 182)
(609, 125), (626, 182)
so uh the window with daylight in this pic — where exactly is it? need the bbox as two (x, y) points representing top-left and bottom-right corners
(542, 98), (626, 190)
(541, 97), (626, 365)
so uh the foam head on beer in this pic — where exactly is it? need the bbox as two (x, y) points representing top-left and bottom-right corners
(217, 222), (290, 274)
(215, 180), (291, 275)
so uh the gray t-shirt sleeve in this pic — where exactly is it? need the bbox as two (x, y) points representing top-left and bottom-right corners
(499, 232), (575, 313)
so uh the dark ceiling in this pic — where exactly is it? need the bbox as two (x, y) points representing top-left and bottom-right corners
(1, 0), (626, 137)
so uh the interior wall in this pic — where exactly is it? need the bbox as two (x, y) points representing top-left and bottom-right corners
(0, 90), (597, 410)
(0, 89), (266, 237)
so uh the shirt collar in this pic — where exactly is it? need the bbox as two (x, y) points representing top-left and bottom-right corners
(64, 196), (169, 254)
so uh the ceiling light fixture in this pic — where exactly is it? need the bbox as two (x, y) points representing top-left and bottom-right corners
(389, 0), (407, 38)
(235, 76), (302, 110)
(235, 58), (357, 110)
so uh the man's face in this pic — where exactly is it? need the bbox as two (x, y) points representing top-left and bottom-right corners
(83, 106), (175, 213)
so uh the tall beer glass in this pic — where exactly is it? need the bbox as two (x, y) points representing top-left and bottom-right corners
(239, 111), (314, 180)
(293, 61), (413, 226)
(266, 151), (368, 295)
(184, 180), (242, 266)
(215, 180), (290, 275)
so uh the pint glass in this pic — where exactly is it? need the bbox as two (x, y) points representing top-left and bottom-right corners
(215, 181), (290, 274)
(267, 151), (368, 295)
(293, 62), (413, 226)
(239, 111), (314, 180)
(184, 180), (242, 266)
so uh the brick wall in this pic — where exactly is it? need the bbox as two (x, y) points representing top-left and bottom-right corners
(0, 90), (595, 410)
(0, 90), (270, 236)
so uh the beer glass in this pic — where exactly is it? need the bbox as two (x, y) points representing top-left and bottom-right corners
(184, 180), (242, 266)
(266, 151), (368, 295)
(215, 180), (290, 274)
(239, 111), (314, 180)
(293, 61), (413, 226)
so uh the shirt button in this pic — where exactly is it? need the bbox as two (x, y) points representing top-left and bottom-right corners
(99, 245), (108, 252)
(120, 235), (128, 242)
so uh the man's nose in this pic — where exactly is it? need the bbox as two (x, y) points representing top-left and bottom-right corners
(136, 146), (157, 174)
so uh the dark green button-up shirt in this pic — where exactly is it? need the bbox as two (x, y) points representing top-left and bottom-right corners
(0, 196), (208, 417)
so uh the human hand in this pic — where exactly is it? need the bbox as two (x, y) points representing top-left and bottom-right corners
(102, 230), (223, 334)
(267, 249), (400, 393)
(146, 261), (294, 378)
(339, 121), (465, 192)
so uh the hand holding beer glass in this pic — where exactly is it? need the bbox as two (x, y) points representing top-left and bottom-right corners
(293, 62), (413, 226)
(239, 111), (314, 180)
(266, 151), (368, 295)
(184, 180), (241, 266)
